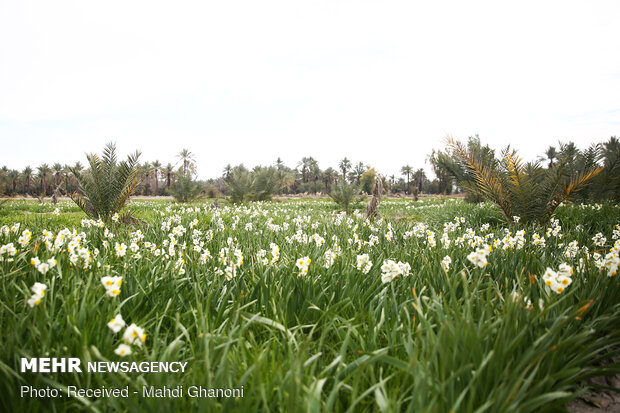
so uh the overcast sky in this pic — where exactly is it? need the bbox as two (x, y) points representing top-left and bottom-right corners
(1, 0), (619, 179)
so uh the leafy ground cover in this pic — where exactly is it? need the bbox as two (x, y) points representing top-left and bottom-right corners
(0, 198), (619, 412)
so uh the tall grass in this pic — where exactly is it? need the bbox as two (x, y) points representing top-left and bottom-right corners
(0, 199), (618, 411)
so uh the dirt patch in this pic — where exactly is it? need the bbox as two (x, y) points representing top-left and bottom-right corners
(567, 353), (620, 412)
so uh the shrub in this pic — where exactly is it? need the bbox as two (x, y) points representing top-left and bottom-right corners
(448, 138), (602, 224)
(171, 172), (202, 203)
(329, 179), (360, 214)
(70, 142), (141, 223)
(227, 167), (279, 203)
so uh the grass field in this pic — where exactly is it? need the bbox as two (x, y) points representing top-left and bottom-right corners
(1, 198), (619, 412)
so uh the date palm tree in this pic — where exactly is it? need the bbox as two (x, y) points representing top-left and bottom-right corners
(329, 178), (360, 214)
(151, 160), (161, 196)
(141, 162), (152, 195)
(7, 170), (18, 194)
(70, 142), (141, 223)
(352, 162), (365, 185)
(37, 164), (51, 196)
(163, 163), (175, 190)
(339, 157), (351, 180)
(223, 164), (233, 182)
(177, 149), (196, 176)
(542, 146), (557, 169)
(400, 165), (412, 194)
(413, 168), (427, 192)
(447, 137), (602, 224)
(52, 163), (64, 188)
(322, 167), (338, 192)
(22, 166), (33, 195)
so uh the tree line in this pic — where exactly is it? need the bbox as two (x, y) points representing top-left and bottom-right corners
(1, 135), (618, 203)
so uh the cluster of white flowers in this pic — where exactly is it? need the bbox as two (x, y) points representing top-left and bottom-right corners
(385, 223), (394, 242)
(218, 244), (244, 280)
(404, 222), (428, 239)
(67, 239), (92, 269)
(101, 276), (123, 297)
(81, 218), (105, 228)
(270, 243), (280, 264)
(563, 240), (579, 259)
(592, 232), (607, 247)
(546, 218), (563, 238)
(426, 230), (436, 247)
(30, 256), (57, 274)
(467, 245), (492, 268)
(18, 229), (32, 247)
(27, 282), (47, 307)
(295, 256), (311, 277)
(312, 233), (326, 247)
(114, 242), (127, 257)
(499, 230), (526, 250)
(593, 248), (619, 277)
(323, 248), (339, 269)
(356, 254), (372, 274)
(108, 313), (147, 357)
(380, 259), (411, 283)
(0, 242), (17, 262)
(256, 249), (268, 265)
(542, 263), (573, 294)
(531, 233), (546, 247)
(441, 255), (452, 271)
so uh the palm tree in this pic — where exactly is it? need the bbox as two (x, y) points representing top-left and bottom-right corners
(151, 160), (161, 196)
(322, 167), (338, 192)
(309, 159), (321, 191)
(7, 170), (19, 194)
(339, 157), (352, 180)
(71, 142), (141, 223)
(163, 163), (175, 189)
(177, 149), (196, 176)
(52, 163), (64, 188)
(558, 141), (579, 173)
(400, 165), (413, 194)
(353, 162), (365, 185)
(223, 164), (233, 181)
(141, 162), (152, 195)
(69, 162), (84, 194)
(37, 164), (51, 196)
(447, 137), (602, 223)
(543, 146), (558, 169)
(275, 165), (295, 194)
(62, 164), (71, 194)
(298, 157), (318, 184)
(22, 166), (33, 195)
(275, 157), (285, 171)
(413, 168), (427, 192)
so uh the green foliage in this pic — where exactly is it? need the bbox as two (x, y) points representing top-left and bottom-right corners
(329, 178), (360, 213)
(171, 172), (202, 203)
(227, 166), (279, 203)
(360, 167), (376, 195)
(447, 138), (602, 223)
(575, 137), (620, 202)
(70, 142), (141, 223)
(1, 199), (619, 412)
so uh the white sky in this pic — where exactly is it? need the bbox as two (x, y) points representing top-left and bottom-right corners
(1, 0), (619, 179)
